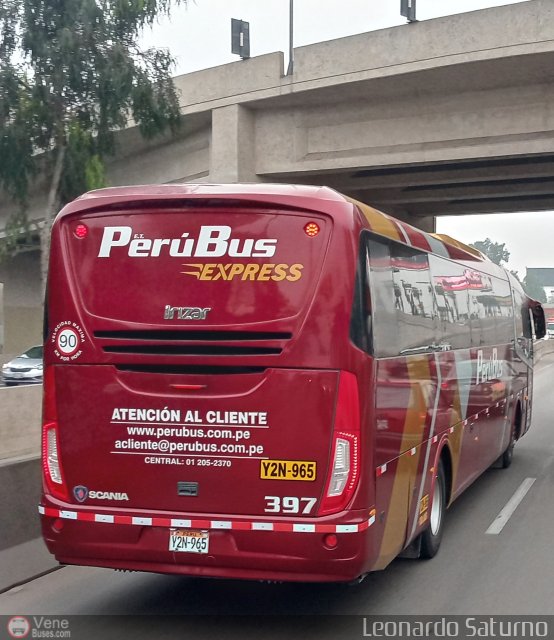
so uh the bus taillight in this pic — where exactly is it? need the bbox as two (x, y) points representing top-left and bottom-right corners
(44, 424), (62, 482)
(74, 223), (88, 239)
(42, 367), (68, 501)
(42, 422), (68, 501)
(319, 371), (360, 515)
(304, 222), (320, 237)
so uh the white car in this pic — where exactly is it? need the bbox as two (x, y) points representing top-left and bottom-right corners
(2, 345), (44, 386)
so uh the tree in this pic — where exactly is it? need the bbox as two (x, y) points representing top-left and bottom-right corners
(0, 0), (185, 291)
(522, 270), (547, 303)
(469, 238), (510, 266)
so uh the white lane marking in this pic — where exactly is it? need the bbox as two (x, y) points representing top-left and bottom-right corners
(486, 477), (536, 535)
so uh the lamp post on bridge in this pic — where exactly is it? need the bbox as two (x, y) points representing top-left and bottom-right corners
(401, 0), (417, 22)
(286, 0), (294, 76)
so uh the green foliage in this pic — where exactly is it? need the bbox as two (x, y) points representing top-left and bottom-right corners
(0, 0), (184, 256)
(522, 271), (547, 303)
(0, 210), (38, 260)
(60, 122), (107, 202)
(469, 238), (510, 266)
(85, 155), (107, 192)
(0, 73), (37, 204)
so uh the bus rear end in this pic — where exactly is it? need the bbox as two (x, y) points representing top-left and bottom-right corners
(40, 184), (374, 582)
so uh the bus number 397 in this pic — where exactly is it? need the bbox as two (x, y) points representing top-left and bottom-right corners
(264, 496), (317, 514)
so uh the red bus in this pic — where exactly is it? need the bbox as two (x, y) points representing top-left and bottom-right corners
(40, 184), (545, 582)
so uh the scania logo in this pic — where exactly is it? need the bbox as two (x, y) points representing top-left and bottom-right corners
(90, 491), (129, 501)
(73, 485), (88, 503)
(72, 486), (129, 502)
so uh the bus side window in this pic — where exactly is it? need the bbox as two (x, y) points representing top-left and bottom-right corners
(510, 276), (533, 358)
(522, 306), (533, 340)
(389, 242), (435, 356)
(367, 236), (435, 357)
(428, 255), (471, 351)
(530, 303), (546, 339)
(494, 278), (514, 344)
(350, 234), (373, 355)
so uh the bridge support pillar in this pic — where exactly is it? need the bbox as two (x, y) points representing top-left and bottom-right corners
(0, 252), (42, 355)
(210, 104), (259, 183)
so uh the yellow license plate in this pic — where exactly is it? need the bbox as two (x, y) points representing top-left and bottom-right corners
(260, 459), (316, 481)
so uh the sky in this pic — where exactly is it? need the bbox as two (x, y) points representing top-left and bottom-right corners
(435, 212), (550, 280)
(141, 0), (547, 277)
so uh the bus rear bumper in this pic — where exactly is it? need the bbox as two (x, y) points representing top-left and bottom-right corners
(40, 504), (375, 583)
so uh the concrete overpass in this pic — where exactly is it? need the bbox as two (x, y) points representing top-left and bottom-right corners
(2, 0), (554, 352)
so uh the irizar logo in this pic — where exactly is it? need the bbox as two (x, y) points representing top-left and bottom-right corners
(476, 348), (503, 385)
(164, 305), (211, 320)
(98, 225), (277, 258)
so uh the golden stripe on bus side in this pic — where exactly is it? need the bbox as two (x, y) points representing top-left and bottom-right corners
(347, 198), (402, 242)
(373, 357), (431, 570)
(446, 386), (463, 499)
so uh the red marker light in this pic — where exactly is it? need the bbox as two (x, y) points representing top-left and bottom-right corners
(52, 518), (64, 533)
(323, 533), (338, 549)
(304, 222), (320, 237)
(170, 384), (208, 391)
(74, 224), (88, 239)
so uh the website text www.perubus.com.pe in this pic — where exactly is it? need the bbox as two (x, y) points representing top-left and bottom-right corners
(125, 425), (254, 443)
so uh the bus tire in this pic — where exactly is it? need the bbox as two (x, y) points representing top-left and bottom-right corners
(498, 406), (520, 469)
(500, 427), (516, 469)
(420, 460), (446, 559)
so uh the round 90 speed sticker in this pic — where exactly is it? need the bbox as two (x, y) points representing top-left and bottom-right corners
(51, 321), (86, 361)
(57, 327), (79, 355)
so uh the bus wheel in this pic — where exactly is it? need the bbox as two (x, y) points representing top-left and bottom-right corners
(500, 427), (516, 469)
(420, 460), (446, 559)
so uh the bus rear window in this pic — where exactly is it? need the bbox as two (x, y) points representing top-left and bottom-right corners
(63, 208), (331, 327)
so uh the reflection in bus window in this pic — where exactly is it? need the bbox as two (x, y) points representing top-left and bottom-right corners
(368, 238), (436, 357)
(429, 256), (471, 351)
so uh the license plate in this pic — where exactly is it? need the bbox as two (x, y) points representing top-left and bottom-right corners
(12, 373), (23, 379)
(260, 459), (316, 481)
(169, 529), (209, 554)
